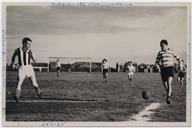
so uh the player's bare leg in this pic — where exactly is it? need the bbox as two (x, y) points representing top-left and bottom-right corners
(103, 74), (106, 82)
(162, 80), (170, 104)
(177, 76), (184, 87)
(128, 75), (133, 85)
(15, 75), (25, 102)
(29, 75), (42, 98)
(180, 77), (184, 87)
(130, 78), (132, 85)
(57, 70), (61, 77)
(105, 73), (108, 82)
(167, 77), (173, 97)
(177, 76), (180, 82)
(162, 81), (168, 92)
(131, 75), (134, 85)
(166, 77), (173, 104)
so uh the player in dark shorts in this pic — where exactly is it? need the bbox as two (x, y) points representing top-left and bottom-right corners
(102, 59), (109, 82)
(160, 66), (174, 83)
(57, 67), (61, 71)
(103, 69), (108, 76)
(177, 60), (186, 87)
(155, 39), (182, 104)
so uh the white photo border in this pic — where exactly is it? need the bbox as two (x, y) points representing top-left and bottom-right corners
(2, 2), (191, 127)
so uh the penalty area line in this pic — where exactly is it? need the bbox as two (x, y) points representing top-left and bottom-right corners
(128, 102), (161, 122)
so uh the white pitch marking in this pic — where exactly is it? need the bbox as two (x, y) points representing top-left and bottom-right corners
(129, 102), (160, 122)
(6, 99), (101, 103)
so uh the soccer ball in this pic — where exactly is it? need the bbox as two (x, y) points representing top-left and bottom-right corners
(142, 90), (151, 100)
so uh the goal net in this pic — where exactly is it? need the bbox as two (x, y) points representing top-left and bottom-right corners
(48, 57), (94, 72)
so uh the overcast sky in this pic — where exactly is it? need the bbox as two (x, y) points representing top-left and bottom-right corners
(6, 5), (187, 66)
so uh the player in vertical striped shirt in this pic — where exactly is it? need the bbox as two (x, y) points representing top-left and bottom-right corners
(155, 39), (182, 104)
(9, 37), (42, 102)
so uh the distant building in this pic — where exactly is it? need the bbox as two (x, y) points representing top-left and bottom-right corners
(71, 62), (101, 72)
(144, 65), (153, 73)
(133, 62), (138, 72)
(138, 64), (154, 73)
(138, 63), (146, 72)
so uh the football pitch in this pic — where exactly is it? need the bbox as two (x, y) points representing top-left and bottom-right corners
(5, 71), (186, 122)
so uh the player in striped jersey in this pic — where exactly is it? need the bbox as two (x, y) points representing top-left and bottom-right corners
(155, 39), (182, 104)
(177, 60), (186, 87)
(9, 37), (42, 102)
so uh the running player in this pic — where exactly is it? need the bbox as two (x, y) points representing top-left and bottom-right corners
(56, 59), (61, 77)
(9, 37), (42, 102)
(102, 59), (109, 82)
(177, 60), (186, 87)
(126, 61), (135, 85)
(155, 39), (182, 104)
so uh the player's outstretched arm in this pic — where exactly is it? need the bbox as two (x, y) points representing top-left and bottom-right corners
(155, 52), (160, 68)
(31, 51), (37, 63)
(173, 50), (182, 63)
(101, 65), (103, 72)
(133, 67), (136, 72)
(9, 49), (18, 68)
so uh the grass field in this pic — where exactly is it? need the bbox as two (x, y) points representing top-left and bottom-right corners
(5, 71), (186, 122)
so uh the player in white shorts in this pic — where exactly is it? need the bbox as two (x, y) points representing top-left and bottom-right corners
(56, 59), (61, 77)
(126, 61), (135, 85)
(9, 37), (42, 102)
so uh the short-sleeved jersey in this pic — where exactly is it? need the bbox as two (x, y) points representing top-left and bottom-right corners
(102, 62), (109, 69)
(14, 48), (33, 66)
(127, 65), (135, 73)
(178, 62), (186, 72)
(155, 49), (181, 68)
(56, 61), (61, 67)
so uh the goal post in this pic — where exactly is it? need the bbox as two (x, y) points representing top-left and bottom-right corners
(48, 57), (92, 72)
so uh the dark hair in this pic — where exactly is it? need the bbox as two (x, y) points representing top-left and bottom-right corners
(102, 59), (107, 63)
(22, 37), (32, 44)
(160, 39), (168, 47)
(128, 61), (132, 64)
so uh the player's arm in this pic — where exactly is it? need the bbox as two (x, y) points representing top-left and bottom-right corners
(180, 61), (186, 73)
(125, 65), (128, 72)
(172, 51), (184, 72)
(183, 66), (187, 73)
(173, 51), (182, 63)
(133, 66), (136, 72)
(31, 51), (37, 63)
(101, 64), (103, 72)
(155, 52), (161, 69)
(155, 52), (161, 71)
(9, 49), (18, 68)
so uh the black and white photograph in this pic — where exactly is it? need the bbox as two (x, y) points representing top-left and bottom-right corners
(2, 2), (191, 127)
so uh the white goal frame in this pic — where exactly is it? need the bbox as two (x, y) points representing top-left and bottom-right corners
(48, 57), (92, 72)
